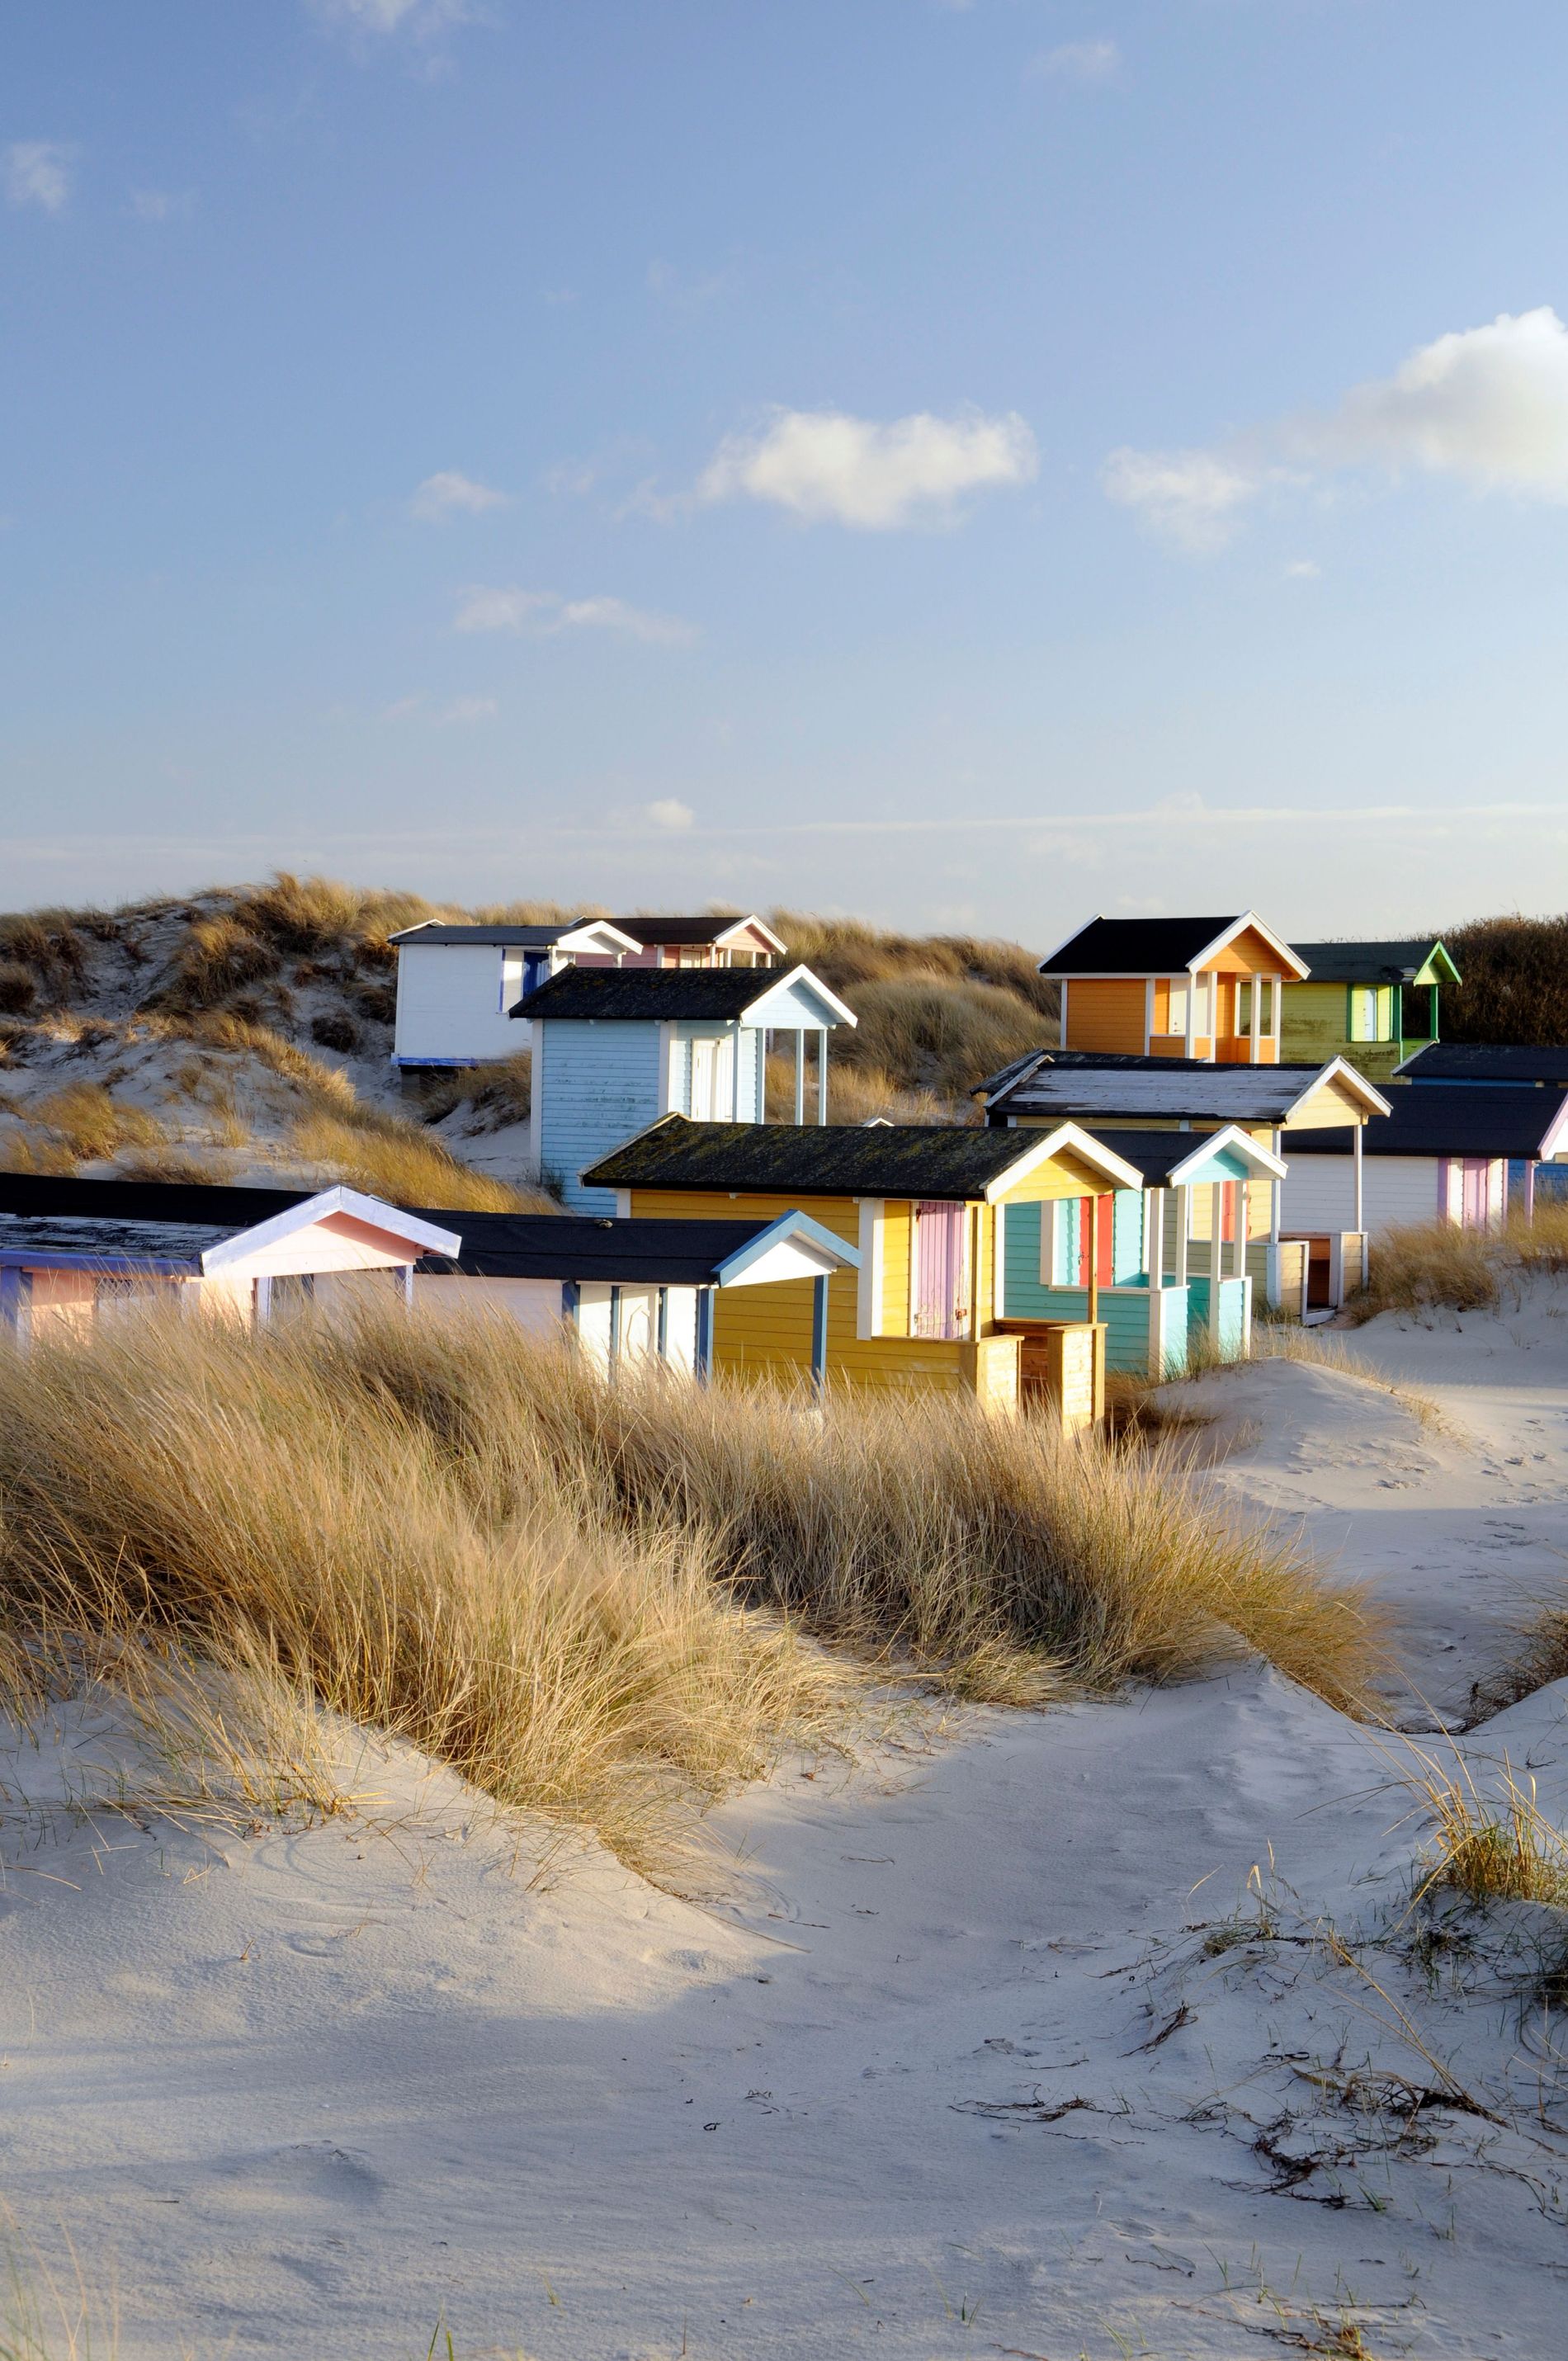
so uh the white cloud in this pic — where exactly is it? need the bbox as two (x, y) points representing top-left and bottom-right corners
(1107, 307), (1568, 554)
(1101, 446), (1264, 551)
(5, 142), (74, 215)
(1298, 305), (1568, 497)
(1032, 39), (1120, 83)
(695, 406), (1037, 529)
(308, 0), (476, 43)
(452, 588), (698, 645)
(1284, 558), (1321, 579)
(130, 188), (195, 222)
(437, 694), (498, 724)
(645, 799), (694, 831)
(410, 470), (510, 522)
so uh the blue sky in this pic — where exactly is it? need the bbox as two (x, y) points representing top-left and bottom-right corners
(5, 0), (1568, 945)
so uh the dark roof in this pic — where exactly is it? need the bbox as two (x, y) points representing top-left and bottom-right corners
(1288, 937), (1457, 986)
(513, 966), (817, 1022)
(415, 1212), (788, 1285)
(0, 1172), (314, 1229)
(1400, 1042), (1568, 1086)
(583, 1115), (1053, 1201)
(1075, 1127), (1258, 1187)
(979, 1046), (1307, 1100)
(1040, 916), (1246, 975)
(607, 914), (776, 945)
(1287, 1084), (1568, 1161)
(389, 920), (597, 948)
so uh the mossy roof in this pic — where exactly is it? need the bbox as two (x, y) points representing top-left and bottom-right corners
(583, 1116), (1058, 1201)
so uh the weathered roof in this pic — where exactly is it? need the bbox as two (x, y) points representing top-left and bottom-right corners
(415, 1212), (829, 1286)
(1037, 913), (1309, 979)
(977, 1053), (1389, 1128)
(1397, 1041), (1568, 1086)
(1288, 937), (1460, 987)
(1287, 1084), (1568, 1162)
(583, 1115), (1137, 1202)
(0, 1176), (459, 1268)
(978, 1046), (1218, 1103)
(607, 913), (785, 950)
(0, 1213), (231, 1268)
(512, 962), (853, 1026)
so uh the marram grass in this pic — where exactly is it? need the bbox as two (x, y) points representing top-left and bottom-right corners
(0, 1302), (1382, 1866)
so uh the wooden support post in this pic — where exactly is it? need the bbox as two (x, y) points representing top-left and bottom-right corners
(1146, 1188), (1163, 1290)
(1209, 1181), (1225, 1352)
(694, 1287), (714, 1384)
(794, 1031), (805, 1125)
(400, 1264), (414, 1310)
(608, 1282), (622, 1376)
(810, 1273), (829, 1395)
(817, 1028), (829, 1125)
(655, 1286), (668, 1360)
(1236, 1180), (1249, 1279)
(0, 1265), (31, 1339)
(1526, 1161), (1537, 1228)
(1249, 975), (1262, 1061)
(1353, 1123), (1364, 1234)
(1174, 1187), (1189, 1286)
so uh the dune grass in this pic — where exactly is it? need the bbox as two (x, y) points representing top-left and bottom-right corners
(0, 1303), (1381, 1869)
(1348, 1205), (1568, 1323)
(1402, 1741), (1568, 1910)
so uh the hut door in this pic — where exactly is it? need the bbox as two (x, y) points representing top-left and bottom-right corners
(1077, 1197), (1115, 1288)
(912, 1201), (970, 1339)
(1461, 1159), (1490, 1229)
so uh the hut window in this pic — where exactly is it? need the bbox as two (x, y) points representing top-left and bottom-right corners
(911, 1201), (970, 1339)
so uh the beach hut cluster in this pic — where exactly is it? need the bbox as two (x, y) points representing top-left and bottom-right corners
(3, 905), (1561, 1433)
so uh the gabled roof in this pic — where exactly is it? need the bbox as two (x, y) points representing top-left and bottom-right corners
(512, 962), (856, 1027)
(1396, 1041), (1568, 1086)
(389, 918), (641, 953)
(1084, 1124), (1288, 1188)
(607, 913), (787, 954)
(1288, 937), (1461, 988)
(0, 1179), (459, 1271)
(1037, 912), (1310, 980)
(976, 1051), (1390, 1129)
(1286, 1085), (1568, 1163)
(413, 1209), (855, 1286)
(583, 1114), (1142, 1203)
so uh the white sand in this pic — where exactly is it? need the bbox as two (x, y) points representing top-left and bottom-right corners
(6, 1295), (1568, 2356)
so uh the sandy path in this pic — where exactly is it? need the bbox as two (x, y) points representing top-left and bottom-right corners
(5, 1303), (1568, 2357)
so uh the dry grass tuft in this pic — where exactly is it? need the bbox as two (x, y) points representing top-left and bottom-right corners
(418, 1051), (533, 1132)
(0, 1307), (854, 1868)
(0, 1305), (1383, 1868)
(340, 1315), (1382, 1712)
(1348, 1204), (1568, 1325)
(163, 914), (281, 1009)
(1404, 1744), (1568, 1910)
(2, 1084), (169, 1167)
(282, 1109), (536, 1211)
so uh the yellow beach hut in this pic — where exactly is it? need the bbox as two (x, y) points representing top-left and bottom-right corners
(581, 1114), (1145, 1419)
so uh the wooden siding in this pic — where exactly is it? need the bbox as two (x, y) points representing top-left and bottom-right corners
(628, 1187), (970, 1392)
(1278, 1153), (1444, 1240)
(1201, 927), (1288, 975)
(540, 1020), (664, 1211)
(881, 1199), (912, 1335)
(394, 942), (521, 1065)
(1279, 981), (1410, 1084)
(1063, 977), (1146, 1054)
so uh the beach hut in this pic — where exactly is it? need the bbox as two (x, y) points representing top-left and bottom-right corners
(600, 914), (785, 970)
(1281, 938), (1461, 1083)
(413, 1209), (857, 1382)
(390, 917), (640, 1072)
(1279, 1085), (1568, 1239)
(582, 1113), (1146, 1425)
(1037, 914), (1311, 1065)
(0, 1173), (459, 1339)
(972, 1049), (1391, 1317)
(517, 965), (856, 1211)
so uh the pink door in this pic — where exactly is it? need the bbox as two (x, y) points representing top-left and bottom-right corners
(1462, 1158), (1491, 1229)
(912, 1202), (970, 1339)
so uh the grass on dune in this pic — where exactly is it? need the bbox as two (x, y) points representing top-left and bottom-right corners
(1348, 1204), (1568, 1323)
(0, 1301), (1381, 1872)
